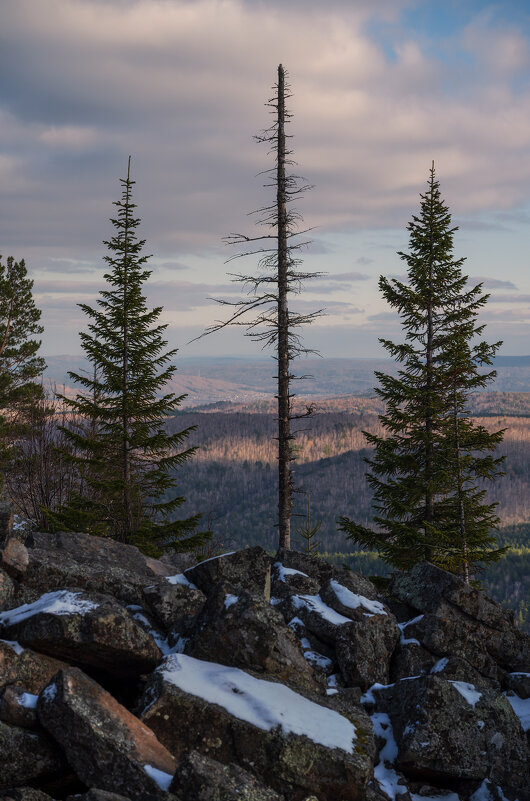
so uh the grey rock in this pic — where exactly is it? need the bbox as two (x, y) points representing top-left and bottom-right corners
(2, 530), (174, 606)
(187, 585), (320, 694)
(335, 615), (400, 690)
(0, 589), (162, 676)
(171, 750), (285, 801)
(0, 502), (14, 549)
(142, 578), (206, 634)
(0, 721), (66, 791)
(0, 568), (15, 611)
(66, 791), (133, 801)
(0, 790), (55, 801)
(389, 642), (437, 683)
(274, 549), (333, 585)
(158, 551), (197, 572)
(38, 667), (176, 801)
(185, 547), (272, 600)
(271, 560), (320, 600)
(0, 683), (38, 728)
(503, 672), (530, 699)
(140, 653), (372, 801)
(377, 675), (529, 791)
(0, 639), (68, 694)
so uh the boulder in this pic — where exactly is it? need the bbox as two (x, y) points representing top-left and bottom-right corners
(186, 585), (320, 694)
(271, 561), (320, 600)
(38, 667), (176, 801)
(184, 547), (271, 600)
(171, 750), (285, 801)
(335, 616), (400, 690)
(66, 792), (133, 801)
(0, 684), (38, 728)
(1, 531), (174, 606)
(0, 639), (68, 694)
(0, 568), (15, 610)
(0, 589), (162, 676)
(320, 579), (391, 621)
(376, 674), (529, 792)
(389, 642), (437, 683)
(0, 790), (55, 801)
(274, 549), (333, 585)
(142, 577), (206, 634)
(0, 721), (66, 790)
(139, 653), (372, 801)
(0, 502), (14, 549)
(158, 551), (197, 572)
(281, 592), (353, 646)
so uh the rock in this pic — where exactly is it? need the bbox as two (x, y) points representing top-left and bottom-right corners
(376, 675), (529, 792)
(171, 750), (285, 801)
(390, 562), (514, 629)
(158, 551), (197, 572)
(1, 539), (29, 581)
(0, 684), (38, 728)
(2, 530), (174, 606)
(504, 672), (530, 699)
(320, 579), (390, 621)
(0, 589), (162, 676)
(389, 642), (437, 682)
(335, 615), (400, 690)
(38, 667), (176, 801)
(0, 568), (15, 610)
(281, 591), (352, 646)
(66, 792), (133, 801)
(0, 639), (68, 694)
(271, 560), (320, 599)
(187, 585), (320, 694)
(139, 653), (372, 801)
(185, 547), (271, 600)
(142, 578), (206, 634)
(0, 790), (55, 801)
(0, 721), (66, 791)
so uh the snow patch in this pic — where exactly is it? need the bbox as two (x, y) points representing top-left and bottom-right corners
(470, 779), (512, 801)
(0, 591), (99, 626)
(431, 657), (449, 674)
(505, 692), (530, 732)
(18, 692), (38, 709)
(371, 712), (408, 799)
(127, 605), (179, 657)
(166, 573), (198, 589)
(326, 673), (340, 696)
(143, 764), (173, 791)
(303, 650), (333, 670)
(224, 594), (238, 610)
(291, 593), (351, 626)
(361, 682), (394, 706)
(0, 639), (25, 655)
(41, 683), (57, 703)
(274, 562), (309, 581)
(330, 580), (387, 616)
(397, 615), (423, 646)
(160, 653), (357, 753)
(449, 681), (482, 708)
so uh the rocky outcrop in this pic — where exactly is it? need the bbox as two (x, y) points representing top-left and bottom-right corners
(0, 525), (528, 801)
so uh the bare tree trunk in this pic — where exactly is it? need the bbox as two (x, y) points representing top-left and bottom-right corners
(277, 64), (292, 550)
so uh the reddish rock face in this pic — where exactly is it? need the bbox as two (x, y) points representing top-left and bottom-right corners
(38, 667), (176, 801)
(0, 639), (68, 694)
(0, 590), (162, 676)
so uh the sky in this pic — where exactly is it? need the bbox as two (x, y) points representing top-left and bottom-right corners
(2, 0), (530, 359)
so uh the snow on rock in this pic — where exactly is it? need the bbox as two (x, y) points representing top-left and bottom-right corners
(430, 657), (449, 674)
(17, 692), (38, 709)
(371, 712), (408, 800)
(291, 593), (352, 626)
(166, 572), (198, 590)
(397, 615), (424, 646)
(449, 680), (482, 708)
(361, 682), (394, 706)
(143, 763), (173, 791)
(329, 580), (388, 616)
(0, 638), (25, 655)
(127, 605), (175, 656)
(160, 653), (357, 753)
(470, 779), (512, 801)
(0, 590), (99, 626)
(184, 551), (236, 570)
(224, 594), (239, 610)
(505, 692), (530, 732)
(274, 562), (309, 581)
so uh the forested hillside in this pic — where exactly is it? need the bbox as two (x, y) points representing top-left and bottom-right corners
(166, 394), (530, 631)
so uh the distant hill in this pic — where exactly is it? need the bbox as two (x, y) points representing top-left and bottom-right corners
(43, 354), (530, 405)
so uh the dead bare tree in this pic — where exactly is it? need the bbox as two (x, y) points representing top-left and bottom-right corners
(198, 65), (323, 549)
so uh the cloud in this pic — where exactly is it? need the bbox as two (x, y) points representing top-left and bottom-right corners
(356, 256), (374, 265)
(468, 276), (518, 290)
(320, 271), (371, 282)
(488, 294), (530, 304)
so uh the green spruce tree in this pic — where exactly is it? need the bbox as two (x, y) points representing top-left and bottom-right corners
(339, 164), (506, 579)
(49, 159), (205, 555)
(0, 255), (45, 490)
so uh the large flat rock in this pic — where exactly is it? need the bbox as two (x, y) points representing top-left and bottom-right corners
(139, 653), (372, 801)
(0, 639), (68, 694)
(38, 667), (176, 801)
